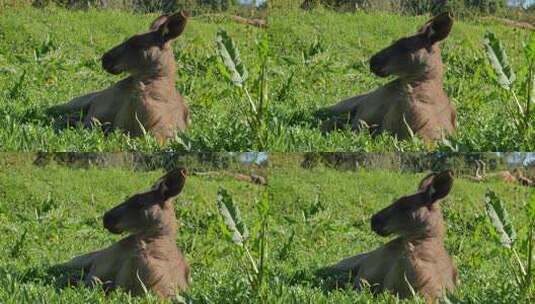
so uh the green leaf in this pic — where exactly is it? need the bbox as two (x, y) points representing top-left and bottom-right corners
(483, 32), (516, 90)
(531, 73), (535, 106)
(257, 190), (270, 219)
(216, 188), (249, 245)
(215, 29), (248, 88)
(527, 194), (535, 221)
(525, 33), (535, 107)
(485, 190), (517, 248)
(524, 32), (535, 62)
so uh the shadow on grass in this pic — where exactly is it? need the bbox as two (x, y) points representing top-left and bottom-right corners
(295, 265), (525, 303)
(0, 263), (82, 292)
(45, 101), (118, 137)
(273, 264), (356, 296)
(44, 106), (99, 134)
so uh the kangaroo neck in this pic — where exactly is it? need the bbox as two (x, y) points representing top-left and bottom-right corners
(404, 234), (444, 247)
(391, 71), (446, 108)
(398, 67), (443, 90)
(132, 53), (177, 86)
(400, 222), (446, 250)
(397, 51), (445, 89)
(133, 206), (178, 242)
(132, 70), (175, 87)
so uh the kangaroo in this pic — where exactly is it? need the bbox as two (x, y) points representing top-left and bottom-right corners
(465, 160), (534, 186)
(512, 168), (535, 187)
(318, 171), (458, 303)
(318, 12), (456, 142)
(61, 168), (190, 298)
(49, 12), (189, 143)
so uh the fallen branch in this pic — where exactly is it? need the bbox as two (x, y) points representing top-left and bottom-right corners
(229, 15), (267, 28)
(482, 16), (534, 31)
(195, 13), (267, 28)
(193, 171), (268, 186)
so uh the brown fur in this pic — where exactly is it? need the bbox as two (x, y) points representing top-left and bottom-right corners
(318, 171), (458, 303)
(60, 169), (190, 298)
(465, 160), (535, 186)
(319, 13), (456, 142)
(513, 169), (535, 187)
(49, 12), (189, 143)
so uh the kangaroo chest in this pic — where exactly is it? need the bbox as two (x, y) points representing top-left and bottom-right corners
(114, 239), (186, 296)
(382, 83), (454, 140)
(114, 81), (181, 137)
(382, 242), (455, 301)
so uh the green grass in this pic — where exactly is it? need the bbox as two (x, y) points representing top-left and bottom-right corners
(0, 158), (265, 303)
(268, 8), (534, 151)
(0, 6), (533, 151)
(0, 156), (533, 302)
(0, 6), (266, 151)
(266, 160), (535, 303)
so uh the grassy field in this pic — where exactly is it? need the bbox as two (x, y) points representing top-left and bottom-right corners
(265, 159), (534, 303)
(0, 156), (266, 303)
(0, 155), (533, 303)
(0, 6), (266, 151)
(267, 8), (534, 151)
(0, 6), (533, 151)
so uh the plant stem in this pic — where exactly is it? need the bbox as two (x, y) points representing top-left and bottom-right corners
(513, 247), (527, 277)
(525, 222), (534, 291)
(511, 90), (525, 121)
(244, 87), (258, 116)
(526, 61), (534, 130)
(244, 245), (259, 275)
(258, 218), (267, 292)
(238, 249), (255, 286)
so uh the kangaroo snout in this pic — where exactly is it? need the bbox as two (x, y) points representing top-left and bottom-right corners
(101, 52), (122, 75)
(369, 54), (389, 77)
(103, 211), (122, 234)
(371, 213), (388, 236)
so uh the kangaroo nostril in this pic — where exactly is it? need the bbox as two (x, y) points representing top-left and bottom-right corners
(370, 56), (382, 71)
(103, 213), (117, 231)
(371, 215), (383, 232)
(369, 55), (390, 77)
(102, 55), (112, 69)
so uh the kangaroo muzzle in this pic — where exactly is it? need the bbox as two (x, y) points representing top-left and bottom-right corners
(371, 213), (389, 236)
(103, 210), (123, 234)
(101, 50), (123, 75)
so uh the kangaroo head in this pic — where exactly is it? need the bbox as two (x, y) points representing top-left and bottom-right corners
(101, 11), (188, 78)
(103, 168), (187, 235)
(369, 12), (453, 80)
(370, 170), (453, 239)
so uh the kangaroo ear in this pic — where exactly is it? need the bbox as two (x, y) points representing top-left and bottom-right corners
(150, 14), (170, 31)
(420, 12), (454, 44)
(156, 10), (188, 42)
(418, 173), (437, 191)
(157, 168), (187, 200)
(421, 170), (454, 205)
